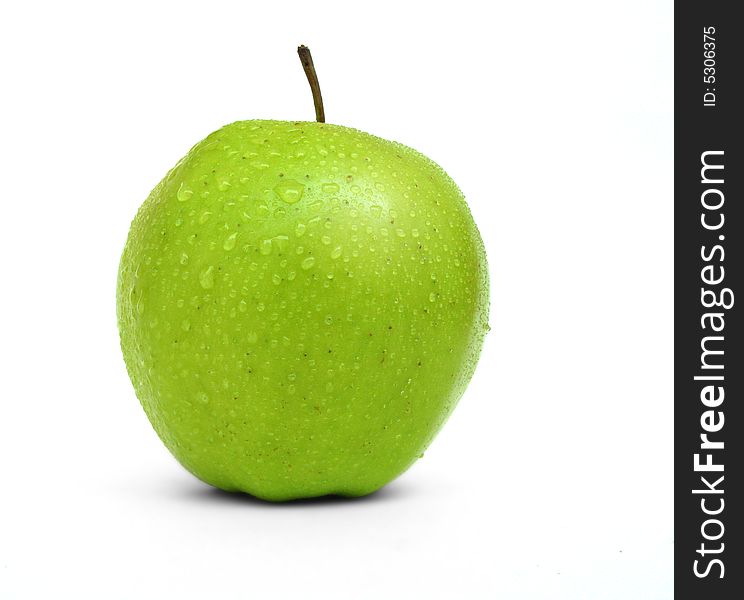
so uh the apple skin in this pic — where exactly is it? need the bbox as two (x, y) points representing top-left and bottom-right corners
(117, 120), (489, 501)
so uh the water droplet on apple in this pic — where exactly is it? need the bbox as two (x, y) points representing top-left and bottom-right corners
(260, 239), (272, 255)
(272, 273), (281, 285)
(330, 246), (342, 260)
(396, 229), (406, 238)
(179, 252), (189, 265)
(301, 256), (316, 270)
(246, 331), (258, 343)
(295, 222), (306, 237)
(273, 179), (305, 204)
(197, 392), (209, 404)
(273, 235), (289, 252)
(429, 292), (436, 302)
(199, 266), (214, 289)
(218, 180), (231, 191)
(181, 319), (191, 331)
(322, 182), (339, 194)
(177, 183), (193, 202)
(199, 211), (212, 224)
(223, 232), (238, 251)
(321, 235), (331, 245)
(370, 205), (382, 219)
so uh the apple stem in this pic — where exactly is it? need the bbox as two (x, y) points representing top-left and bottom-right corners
(297, 45), (325, 123)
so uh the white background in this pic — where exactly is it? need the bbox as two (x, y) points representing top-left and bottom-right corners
(0, 1), (673, 598)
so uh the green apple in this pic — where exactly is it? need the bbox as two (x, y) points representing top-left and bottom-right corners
(117, 49), (489, 501)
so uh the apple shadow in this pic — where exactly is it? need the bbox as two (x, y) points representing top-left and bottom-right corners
(177, 478), (414, 508)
